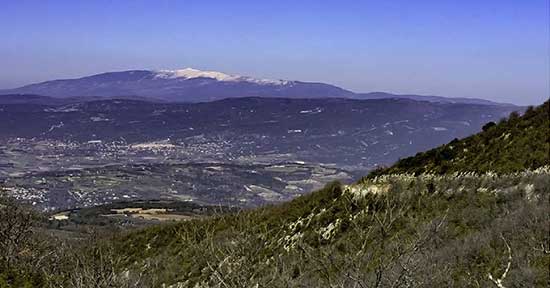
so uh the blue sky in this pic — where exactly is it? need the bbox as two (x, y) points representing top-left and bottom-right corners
(0, 0), (547, 105)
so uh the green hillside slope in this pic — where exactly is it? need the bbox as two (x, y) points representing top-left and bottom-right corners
(369, 101), (549, 176)
(113, 170), (548, 287)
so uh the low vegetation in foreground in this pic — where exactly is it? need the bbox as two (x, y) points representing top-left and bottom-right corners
(113, 168), (549, 287)
(0, 102), (548, 287)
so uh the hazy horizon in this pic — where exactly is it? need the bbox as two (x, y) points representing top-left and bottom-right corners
(1, 0), (548, 105)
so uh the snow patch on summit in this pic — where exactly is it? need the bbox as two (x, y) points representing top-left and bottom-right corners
(154, 68), (291, 85)
(155, 68), (238, 81)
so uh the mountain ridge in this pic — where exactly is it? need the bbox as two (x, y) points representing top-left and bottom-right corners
(0, 68), (511, 105)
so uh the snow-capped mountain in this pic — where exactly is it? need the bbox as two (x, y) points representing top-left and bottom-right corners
(0, 68), (353, 102)
(0, 68), (509, 105)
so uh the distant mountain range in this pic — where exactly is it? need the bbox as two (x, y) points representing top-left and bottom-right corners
(0, 68), (510, 105)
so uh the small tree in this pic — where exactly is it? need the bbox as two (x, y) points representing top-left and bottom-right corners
(482, 122), (496, 132)
(0, 195), (40, 270)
